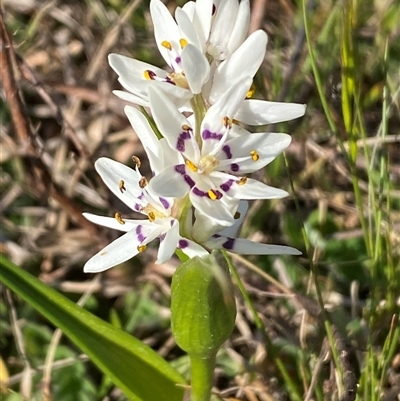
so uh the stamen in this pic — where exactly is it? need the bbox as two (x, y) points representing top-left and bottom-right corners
(144, 70), (156, 80)
(250, 150), (259, 162)
(185, 160), (198, 172)
(115, 212), (125, 225)
(119, 180), (126, 193)
(161, 40), (172, 50)
(234, 212), (241, 219)
(132, 155), (141, 168)
(223, 116), (232, 129)
(246, 84), (256, 99)
(137, 244), (147, 253)
(148, 211), (156, 222)
(179, 38), (188, 48)
(182, 124), (192, 132)
(139, 177), (148, 188)
(208, 189), (218, 200)
(237, 177), (247, 186)
(100, 251), (107, 256)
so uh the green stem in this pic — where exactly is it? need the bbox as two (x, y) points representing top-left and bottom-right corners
(189, 353), (216, 401)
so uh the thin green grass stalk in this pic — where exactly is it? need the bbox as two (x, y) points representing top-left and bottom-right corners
(222, 251), (303, 401)
(284, 152), (343, 385)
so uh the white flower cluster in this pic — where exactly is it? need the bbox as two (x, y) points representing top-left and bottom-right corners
(84, 0), (305, 273)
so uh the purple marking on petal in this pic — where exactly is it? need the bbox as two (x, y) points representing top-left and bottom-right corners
(220, 179), (234, 192)
(159, 197), (170, 209)
(175, 164), (186, 174)
(136, 225), (146, 243)
(164, 77), (176, 85)
(178, 239), (189, 249)
(192, 187), (208, 197)
(212, 234), (221, 239)
(214, 190), (223, 200)
(159, 233), (166, 242)
(222, 145), (232, 159)
(212, 4), (216, 15)
(176, 131), (191, 152)
(145, 70), (156, 80)
(202, 129), (223, 140)
(176, 56), (182, 65)
(138, 192), (145, 200)
(184, 174), (195, 187)
(231, 163), (239, 172)
(134, 203), (141, 211)
(222, 237), (235, 250)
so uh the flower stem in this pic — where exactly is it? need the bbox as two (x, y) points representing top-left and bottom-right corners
(189, 352), (216, 401)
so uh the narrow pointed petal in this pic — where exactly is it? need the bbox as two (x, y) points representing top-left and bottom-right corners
(83, 213), (150, 233)
(84, 226), (155, 273)
(95, 158), (144, 211)
(193, 0), (213, 50)
(201, 76), (252, 156)
(148, 87), (199, 161)
(226, 0), (250, 57)
(205, 236), (302, 256)
(208, 0), (239, 60)
(210, 30), (268, 103)
(177, 237), (209, 258)
(176, 8), (202, 50)
(224, 177), (289, 200)
(156, 220), (179, 263)
(235, 99), (307, 125)
(150, 0), (181, 65)
(113, 90), (149, 107)
(124, 105), (165, 174)
(149, 165), (192, 198)
(181, 44), (210, 94)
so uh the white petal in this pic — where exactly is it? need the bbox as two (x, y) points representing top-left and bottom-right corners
(83, 213), (150, 233)
(192, 209), (228, 242)
(201, 76), (252, 156)
(210, 30), (268, 103)
(109, 54), (167, 82)
(217, 133), (292, 174)
(176, 7), (202, 50)
(95, 158), (144, 211)
(190, 188), (237, 227)
(113, 90), (149, 107)
(226, 0), (250, 57)
(235, 99), (307, 125)
(193, 0), (213, 50)
(156, 219), (179, 263)
(148, 87), (199, 161)
(149, 165), (191, 198)
(217, 200), (248, 238)
(124, 105), (165, 174)
(84, 226), (155, 273)
(150, 0), (181, 66)
(204, 236), (302, 256)
(225, 178), (289, 200)
(208, 0), (239, 60)
(177, 237), (209, 258)
(181, 44), (210, 94)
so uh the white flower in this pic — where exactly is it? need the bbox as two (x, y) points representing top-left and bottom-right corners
(83, 158), (208, 273)
(147, 79), (291, 227)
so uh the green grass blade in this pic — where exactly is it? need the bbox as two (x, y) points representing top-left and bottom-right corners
(0, 255), (185, 401)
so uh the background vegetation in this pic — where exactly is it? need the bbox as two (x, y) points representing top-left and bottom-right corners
(1, 0), (399, 400)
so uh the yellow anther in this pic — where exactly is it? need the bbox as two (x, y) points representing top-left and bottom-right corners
(237, 177), (247, 186)
(119, 180), (126, 193)
(148, 211), (156, 222)
(161, 40), (172, 50)
(115, 212), (125, 225)
(182, 124), (191, 132)
(132, 155), (141, 168)
(179, 38), (188, 48)
(223, 116), (232, 128)
(144, 70), (153, 80)
(139, 177), (148, 188)
(246, 84), (256, 99)
(185, 159), (198, 172)
(234, 211), (241, 219)
(137, 244), (147, 253)
(250, 150), (259, 162)
(208, 189), (218, 200)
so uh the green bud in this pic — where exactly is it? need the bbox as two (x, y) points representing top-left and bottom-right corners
(171, 253), (236, 358)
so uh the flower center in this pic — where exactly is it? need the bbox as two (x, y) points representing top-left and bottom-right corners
(141, 204), (168, 222)
(198, 155), (220, 174)
(168, 71), (189, 89)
